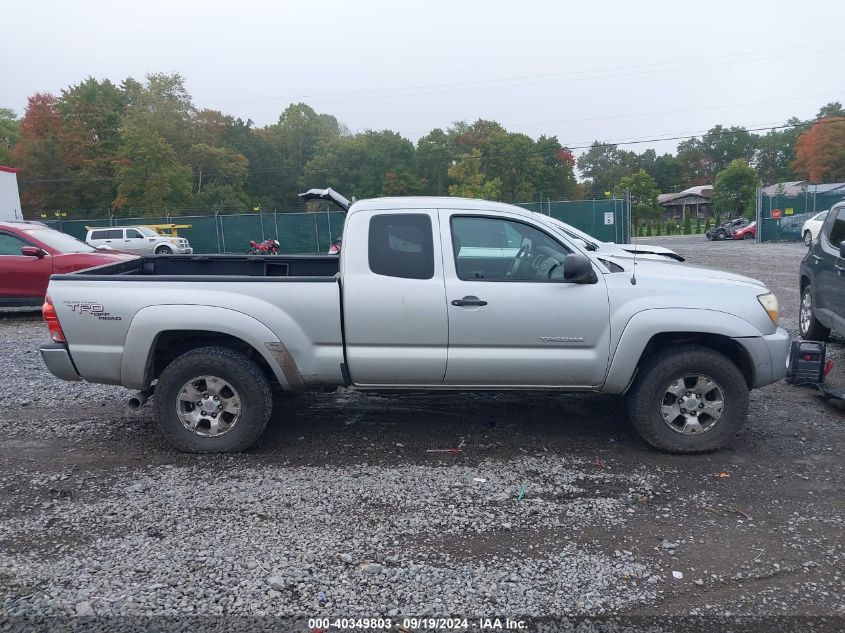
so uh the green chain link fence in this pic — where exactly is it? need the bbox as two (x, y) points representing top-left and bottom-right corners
(517, 198), (630, 243)
(42, 198), (629, 254)
(44, 211), (346, 254)
(758, 192), (844, 242)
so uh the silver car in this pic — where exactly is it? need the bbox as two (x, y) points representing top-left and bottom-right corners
(86, 226), (192, 255)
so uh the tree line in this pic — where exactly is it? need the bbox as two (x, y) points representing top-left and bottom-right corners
(0, 72), (843, 219)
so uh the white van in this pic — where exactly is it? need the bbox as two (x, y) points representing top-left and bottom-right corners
(86, 226), (193, 255)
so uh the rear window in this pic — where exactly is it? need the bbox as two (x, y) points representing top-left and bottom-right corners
(368, 214), (434, 280)
(90, 230), (109, 240)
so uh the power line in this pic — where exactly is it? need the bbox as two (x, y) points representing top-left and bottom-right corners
(293, 42), (843, 100)
(11, 42), (844, 121)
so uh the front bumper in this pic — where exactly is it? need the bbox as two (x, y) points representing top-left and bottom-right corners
(735, 327), (790, 388)
(176, 246), (193, 254)
(39, 342), (82, 382)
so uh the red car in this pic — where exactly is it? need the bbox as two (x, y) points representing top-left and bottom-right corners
(731, 221), (757, 240)
(0, 221), (137, 307)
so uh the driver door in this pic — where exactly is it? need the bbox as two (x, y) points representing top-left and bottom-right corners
(122, 228), (148, 252)
(439, 211), (611, 387)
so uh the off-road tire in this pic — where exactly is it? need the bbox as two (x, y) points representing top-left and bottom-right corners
(799, 285), (830, 342)
(155, 245), (173, 255)
(626, 345), (749, 453)
(154, 346), (273, 453)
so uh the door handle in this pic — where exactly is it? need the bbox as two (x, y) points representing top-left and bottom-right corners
(451, 296), (487, 307)
(835, 264), (845, 274)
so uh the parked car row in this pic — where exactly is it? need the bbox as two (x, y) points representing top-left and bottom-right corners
(705, 218), (756, 241)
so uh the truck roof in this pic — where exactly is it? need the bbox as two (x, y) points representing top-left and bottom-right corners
(348, 196), (534, 219)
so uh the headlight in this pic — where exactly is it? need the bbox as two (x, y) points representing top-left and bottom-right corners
(757, 292), (779, 325)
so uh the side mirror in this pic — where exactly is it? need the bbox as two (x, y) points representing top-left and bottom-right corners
(839, 240), (845, 259)
(563, 253), (598, 284)
(20, 246), (45, 258)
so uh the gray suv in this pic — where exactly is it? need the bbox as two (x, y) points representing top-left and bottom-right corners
(800, 200), (845, 340)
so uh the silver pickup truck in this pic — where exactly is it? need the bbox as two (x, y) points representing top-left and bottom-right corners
(39, 194), (789, 454)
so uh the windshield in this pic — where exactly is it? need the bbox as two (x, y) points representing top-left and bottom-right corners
(137, 226), (159, 237)
(21, 227), (95, 253)
(543, 216), (601, 249)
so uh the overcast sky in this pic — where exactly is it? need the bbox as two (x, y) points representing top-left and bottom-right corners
(3, 0), (844, 157)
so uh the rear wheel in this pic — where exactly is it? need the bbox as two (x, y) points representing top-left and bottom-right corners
(799, 285), (830, 341)
(803, 231), (813, 247)
(155, 245), (173, 255)
(715, 231), (727, 241)
(154, 346), (273, 452)
(742, 232), (754, 240)
(627, 345), (749, 453)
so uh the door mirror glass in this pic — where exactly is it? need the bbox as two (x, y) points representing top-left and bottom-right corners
(20, 246), (45, 258)
(563, 253), (598, 284)
(839, 240), (845, 259)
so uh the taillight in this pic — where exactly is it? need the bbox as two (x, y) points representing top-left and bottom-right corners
(42, 295), (66, 343)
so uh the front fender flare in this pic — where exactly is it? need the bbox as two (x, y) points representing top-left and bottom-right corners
(603, 308), (761, 394)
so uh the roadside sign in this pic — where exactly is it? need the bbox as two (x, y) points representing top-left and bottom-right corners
(785, 207), (794, 215)
(604, 212), (614, 225)
(771, 208), (782, 219)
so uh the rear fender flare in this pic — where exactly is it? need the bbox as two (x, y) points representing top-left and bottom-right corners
(120, 305), (291, 390)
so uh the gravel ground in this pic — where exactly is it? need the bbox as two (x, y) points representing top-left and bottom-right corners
(1, 237), (843, 631)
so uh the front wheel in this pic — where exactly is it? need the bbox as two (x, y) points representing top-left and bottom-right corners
(743, 232), (754, 240)
(799, 285), (830, 341)
(155, 245), (173, 255)
(803, 231), (813, 247)
(715, 232), (727, 241)
(154, 346), (273, 452)
(626, 345), (749, 453)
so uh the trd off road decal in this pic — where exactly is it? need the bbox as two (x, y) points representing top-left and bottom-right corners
(65, 302), (122, 321)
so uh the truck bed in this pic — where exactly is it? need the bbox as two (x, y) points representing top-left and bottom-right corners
(45, 253), (345, 389)
(52, 254), (340, 280)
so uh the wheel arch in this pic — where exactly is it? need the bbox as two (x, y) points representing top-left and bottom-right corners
(604, 309), (762, 394)
(147, 331), (280, 390)
(120, 305), (298, 391)
(635, 332), (754, 388)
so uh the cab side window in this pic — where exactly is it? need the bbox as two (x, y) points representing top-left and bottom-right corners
(825, 208), (845, 248)
(368, 214), (434, 280)
(125, 229), (143, 239)
(451, 216), (571, 281)
(90, 230), (109, 240)
(108, 229), (123, 239)
(0, 233), (27, 255)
